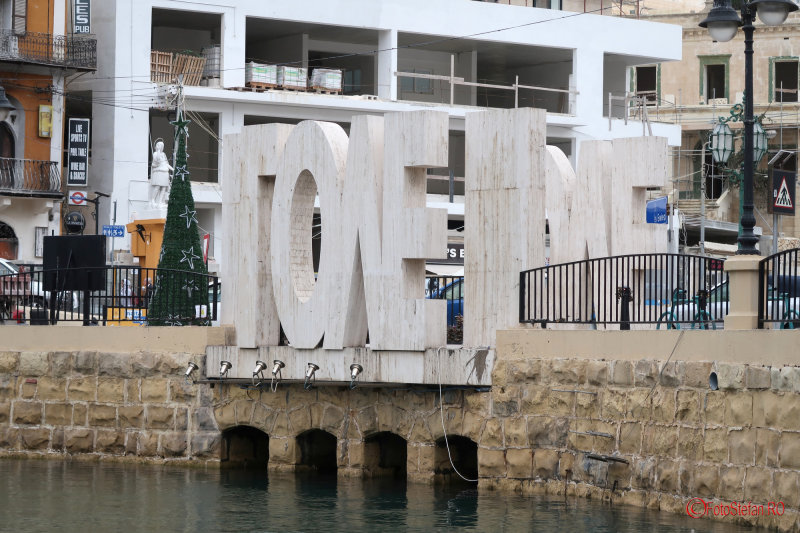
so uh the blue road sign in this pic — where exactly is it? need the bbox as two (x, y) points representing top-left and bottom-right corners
(103, 225), (125, 238)
(646, 196), (668, 224)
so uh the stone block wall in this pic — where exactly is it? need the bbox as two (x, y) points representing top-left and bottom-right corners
(487, 355), (800, 532)
(0, 350), (220, 463)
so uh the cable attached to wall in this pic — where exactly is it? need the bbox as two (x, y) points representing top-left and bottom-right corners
(437, 346), (478, 483)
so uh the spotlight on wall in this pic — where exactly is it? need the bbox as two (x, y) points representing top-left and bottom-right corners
(219, 360), (232, 378)
(252, 360), (268, 386)
(184, 361), (199, 384)
(304, 362), (319, 391)
(349, 363), (363, 390)
(270, 359), (285, 392)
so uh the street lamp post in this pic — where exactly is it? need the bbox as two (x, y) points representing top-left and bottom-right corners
(699, 0), (798, 255)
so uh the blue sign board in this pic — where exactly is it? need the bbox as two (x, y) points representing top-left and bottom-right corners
(646, 196), (668, 224)
(102, 225), (125, 237)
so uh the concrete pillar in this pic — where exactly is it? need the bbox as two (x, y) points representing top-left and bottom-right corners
(723, 255), (761, 330)
(377, 29), (397, 100)
(222, 10), (246, 88)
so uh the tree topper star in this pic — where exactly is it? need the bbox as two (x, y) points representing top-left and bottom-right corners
(179, 246), (201, 270)
(179, 205), (198, 229)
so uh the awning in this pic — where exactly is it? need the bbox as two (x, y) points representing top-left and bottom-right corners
(425, 264), (464, 277)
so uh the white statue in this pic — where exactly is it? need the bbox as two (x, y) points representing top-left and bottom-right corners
(150, 140), (172, 208)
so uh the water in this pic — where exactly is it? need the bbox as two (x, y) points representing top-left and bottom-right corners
(0, 459), (760, 533)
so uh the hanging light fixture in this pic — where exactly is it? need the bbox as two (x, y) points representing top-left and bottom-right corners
(219, 360), (232, 378)
(751, 0), (798, 26)
(0, 86), (14, 122)
(753, 121), (769, 164)
(709, 122), (734, 165)
(699, 0), (742, 42)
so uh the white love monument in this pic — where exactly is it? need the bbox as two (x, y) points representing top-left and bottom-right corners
(214, 108), (668, 385)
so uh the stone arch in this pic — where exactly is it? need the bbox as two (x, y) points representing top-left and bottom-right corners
(363, 431), (407, 479)
(434, 435), (478, 484)
(220, 425), (269, 468)
(296, 428), (337, 473)
(0, 220), (18, 260)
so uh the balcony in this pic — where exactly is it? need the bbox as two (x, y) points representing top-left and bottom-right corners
(0, 158), (61, 197)
(0, 30), (96, 70)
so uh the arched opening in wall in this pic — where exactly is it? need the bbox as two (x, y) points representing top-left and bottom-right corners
(434, 435), (478, 485)
(363, 432), (407, 479)
(0, 221), (18, 260)
(296, 429), (337, 473)
(703, 148), (724, 200)
(220, 426), (269, 468)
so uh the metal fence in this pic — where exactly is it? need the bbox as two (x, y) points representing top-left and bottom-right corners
(520, 254), (728, 329)
(0, 158), (60, 195)
(759, 248), (800, 329)
(0, 265), (219, 325)
(426, 275), (464, 343)
(0, 30), (97, 69)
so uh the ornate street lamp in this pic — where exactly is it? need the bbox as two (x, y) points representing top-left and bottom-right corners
(700, 0), (798, 254)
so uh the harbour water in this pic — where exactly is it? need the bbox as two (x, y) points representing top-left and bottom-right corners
(0, 459), (762, 532)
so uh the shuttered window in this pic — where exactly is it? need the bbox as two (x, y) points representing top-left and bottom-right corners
(12, 0), (26, 35)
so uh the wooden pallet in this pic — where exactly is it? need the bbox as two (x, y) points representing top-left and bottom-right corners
(172, 53), (207, 86)
(311, 87), (341, 95)
(246, 82), (277, 91)
(150, 50), (173, 84)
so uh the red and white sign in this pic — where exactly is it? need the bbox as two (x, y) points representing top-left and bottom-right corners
(203, 233), (210, 264)
(68, 190), (87, 206)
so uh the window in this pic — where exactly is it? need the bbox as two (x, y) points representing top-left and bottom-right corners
(343, 69), (361, 95)
(534, 0), (562, 8)
(774, 60), (798, 103)
(635, 66), (658, 104)
(400, 68), (434, 95)
(706, 64), (726, 101)
(12, 0), (25, 35)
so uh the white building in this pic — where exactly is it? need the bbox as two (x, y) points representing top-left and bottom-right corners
(73, 0), (681, 274)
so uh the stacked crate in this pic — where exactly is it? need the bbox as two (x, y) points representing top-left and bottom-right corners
(310, 68), (342, 93)
(150, 51), (173, 84)
(202, 45), (221, 83)
(278, 66), (308, 90)
(245, 62), (278, 88)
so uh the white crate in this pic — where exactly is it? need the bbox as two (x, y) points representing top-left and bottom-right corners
(202, 45), (221, 78)
(310, 68), (342, 91)
(278, 66), (308, 89)
(245, 62), (278, 85)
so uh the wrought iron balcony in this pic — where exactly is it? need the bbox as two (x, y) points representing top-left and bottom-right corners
(0, 30), (96, 70)
(0, 158), (61, 197)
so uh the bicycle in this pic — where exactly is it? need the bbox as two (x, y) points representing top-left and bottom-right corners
(656, 288), (716, 330)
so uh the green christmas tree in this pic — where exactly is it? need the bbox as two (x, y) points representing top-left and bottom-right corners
(147, 107), (209, 326)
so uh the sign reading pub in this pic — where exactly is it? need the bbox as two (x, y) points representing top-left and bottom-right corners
(67, 118), (90, 186)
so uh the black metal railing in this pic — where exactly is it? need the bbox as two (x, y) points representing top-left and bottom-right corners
(520, 254), (728, 329)
(0, 30), (96, 69)
(758, 248), (800, 329)
(0, 265), (219, 325)
(426, 275), (464, 343)
(0, 158), (60, 195)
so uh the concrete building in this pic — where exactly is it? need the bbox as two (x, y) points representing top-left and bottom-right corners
(0, 0), (96, 262)
(637, 1), (800, 252)
(73, 0), (681, 275)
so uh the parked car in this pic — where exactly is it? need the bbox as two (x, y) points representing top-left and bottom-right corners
(428, 277), (463, 327)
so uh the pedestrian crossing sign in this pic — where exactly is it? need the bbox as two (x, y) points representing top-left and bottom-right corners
(773, 170), (796, 216)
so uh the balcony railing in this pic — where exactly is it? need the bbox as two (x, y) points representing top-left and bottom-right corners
(0, 158), (61, 196)
(0, 30), (96, 70)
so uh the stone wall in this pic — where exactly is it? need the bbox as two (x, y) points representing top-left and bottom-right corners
(0, 350), (220, 462)
(4, 328), (800, 531)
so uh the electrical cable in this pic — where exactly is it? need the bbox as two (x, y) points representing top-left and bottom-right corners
(437, 346), (478, 483)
